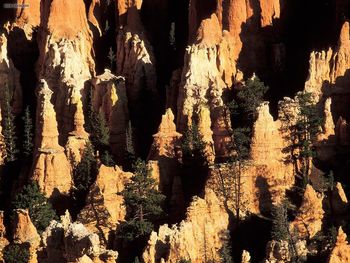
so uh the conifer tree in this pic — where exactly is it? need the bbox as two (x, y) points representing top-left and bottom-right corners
(3, 243), (30, 263)
(22, 106), (33, 157)
(271, 203), (290, 241)
(12, 182), (57, 233)
(101, 150), (115, 167)
(125, 120), (136, 168)
(73, 142), (98, 193)
(280, 91), (323, 186)
(119, 159), (165, 241)
(2, 86), (18, 162)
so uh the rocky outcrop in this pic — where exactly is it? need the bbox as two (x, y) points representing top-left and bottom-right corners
(328, 227), (350, 263)
(331, 182), (349, 215)
(42, 212), (118, 263)
(147, 109), (184, 218)
(32, 80), (72, 198)
(305, 22), (350, 99)
(12, 209), (40, 263)
(37, 0), (94, 141)
(77, 165), (132, 241)
(148, 109), (182, 191)
(250, 102), (294, 211)
(142, 189), (229, 263)
(176, 43), (232, 159)
(290, 185), (324, 239)
(91, 70), (128, 160)
(0, 33), (22, 115)
(0, 211), (9, 262)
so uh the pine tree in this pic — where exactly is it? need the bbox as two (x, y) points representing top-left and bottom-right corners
(108, 47), (116, 70)
(125, 120), (136, 168)
(280, 92), (323, 186)
(119, 159), (165, 241)
(12, 182), (57, 233)
(271, 203), (290, 241)
(2, 86), (18, 162)
(73, 142), (98, 193)
(22, 106), (33, 157)
(101, 150), (115, 167)
(230, 76), (269, 121)
(3, 243), (30, 263)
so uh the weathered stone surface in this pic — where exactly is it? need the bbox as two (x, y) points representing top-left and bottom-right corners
(91, 70), (128, 160)
(305, 22), (350, 99)
(290, 185), (324, 239)
(32, 80), (72, 198)
(250, 102), (294, 212)
(0, 33), (22, 115)
(77, 165), (132, 241)
(37, 0), (94, 141)
(142, 189), (229, 263)
(0, 211), (9, 262)
(176, 44), (232, 159)
(12, 209), (40, 263)
(42, 212), (118, 263)
(328, 227), (350, 263)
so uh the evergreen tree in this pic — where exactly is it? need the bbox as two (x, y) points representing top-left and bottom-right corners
(22, 106), (34, 157)
(182, 121), (207, 167)
(2, 86), (18, 162)
(108, 47), (116, 70)
(12, 182), (57, 233)
(271, 203), (290, 241)
(280, 92), (323, 186)
(101, 150), (115, 167)
(3, 243), (30, 263)
(229, 76), (269, 121)
(125, 120), (136, 168)
(119, 159), (165, 241)
(73, 142), (98, 193)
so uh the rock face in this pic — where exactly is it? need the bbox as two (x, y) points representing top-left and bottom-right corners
(0, 33), (22, 115)
(12, 209), (40, 263)
(147, 109), (184, 218)
(176, 43), (232, 159)
(77, 165), (132, 242)
(290, 185), (324, 239)
(142, 189), (229, 263)
(31, 80), (72, 198)
(148, 109), (182, 194)
(37, 0), (94, 141)
(305, 22), (350, 106)
(42, 212), (118, 263)
(328, 227), (350, 263)
(91, 70), (128, 160)
(249, 102), (294, 212)
(0, 211), (9, 262)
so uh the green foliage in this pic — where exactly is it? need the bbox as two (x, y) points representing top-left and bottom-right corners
(230, 76), (269, 120)
(133, 257), (140, 263)
(280, 91), (323, 186)
(3, 243), (30, 263)
(101, 150), (115, 167)
(231, 127), (251, 162)
(271, 202), (290, 241)
(125, 120), (136, 168)
(2, 86), (18, 162)
(12, 182), (57, 233)
(219, 242), (233, 263)
(182, 121), (207, 165)
(108, 47), (116, 70)
(22, 106), (34, 157)
(177, 259), (192, 263)
(73, 142), (98, 193)
(119, 159), (165, 241)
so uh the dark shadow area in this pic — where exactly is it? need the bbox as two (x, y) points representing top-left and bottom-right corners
(232, 215), (271, 262)
(237, 0), (342, 116)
